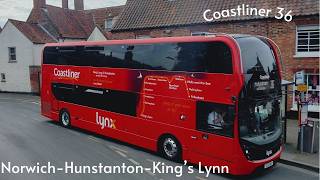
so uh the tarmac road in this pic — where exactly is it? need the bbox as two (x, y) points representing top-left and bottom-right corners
(0, 93), (318, 180)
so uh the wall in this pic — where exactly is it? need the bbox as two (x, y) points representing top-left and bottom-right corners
(0, 22), (34, 93)
(87, 27), (107, 41)
(33, 44), (44, 65)
(112, 16), (319, 111)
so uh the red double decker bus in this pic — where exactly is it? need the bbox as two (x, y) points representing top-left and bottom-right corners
(41, 34), (283, 175)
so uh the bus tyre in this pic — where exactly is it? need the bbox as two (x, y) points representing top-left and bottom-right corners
(59, 109), (71, 128)
(159, 135), (181, 162)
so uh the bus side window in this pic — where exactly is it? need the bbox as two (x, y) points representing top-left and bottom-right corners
(174, 43), (206, 72)
(144, 43), (178, 71)
(129, 45), (150, 69)
(196, 101), (234, 137)
(43, 47), (58, 65)
(206, 43), (233, 74)
(99, 45), (127, 68)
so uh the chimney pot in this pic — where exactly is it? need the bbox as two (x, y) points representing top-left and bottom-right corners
(33, 0), (46, 9)
(62, 0), (68, 9)
(74, 0), (84, 10)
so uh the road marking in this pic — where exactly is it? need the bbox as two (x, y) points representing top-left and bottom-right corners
(68, 130), (82, 136)
(30, 101), (40, 105)
(88, 136), (101, 143)
(128, 158), (140, 166)
(32, 118), (43, 122)
(147, 159), (166, 165)
(115, 150), (127, 158)
(195, 176), (207, 180)
(146, 159), (155, 163)
(109, 145), (128, 154)
(144, 168), (155, 176)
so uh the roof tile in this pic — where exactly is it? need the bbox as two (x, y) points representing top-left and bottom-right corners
(113, 0), (319, 31)
(9, 19), (55, 44)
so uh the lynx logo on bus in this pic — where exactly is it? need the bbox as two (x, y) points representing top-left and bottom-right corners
(53, 68), (80, 79)
(96, 112), (116, 130)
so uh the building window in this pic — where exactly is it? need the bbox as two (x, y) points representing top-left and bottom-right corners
(292, 73), (320, 112)
(295, 25), (320, 57)
(1, 73), (6, 82)
(105, 18), (113, 31)
(8, 47), (16, 62)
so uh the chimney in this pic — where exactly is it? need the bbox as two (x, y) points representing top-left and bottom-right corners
(33, 0), (46, 9)
(62, 0), (68, 9)
(74, 0), (84, 10)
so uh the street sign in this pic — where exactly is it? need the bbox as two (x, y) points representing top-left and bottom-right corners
(297, 84), (308, 92)
(295, 71), (305, 85)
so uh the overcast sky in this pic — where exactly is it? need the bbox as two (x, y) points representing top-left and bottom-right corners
(0, 0), (127, 28)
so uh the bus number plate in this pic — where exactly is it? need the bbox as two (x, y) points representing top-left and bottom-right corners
(264, 161), (274, 169)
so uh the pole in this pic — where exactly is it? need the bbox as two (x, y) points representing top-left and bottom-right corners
(299, 92), (305, 153)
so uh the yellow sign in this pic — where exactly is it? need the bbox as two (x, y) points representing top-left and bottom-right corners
(297, 85), (308, 92)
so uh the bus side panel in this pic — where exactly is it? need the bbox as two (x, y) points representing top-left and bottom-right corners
(59, 101), (158, 151)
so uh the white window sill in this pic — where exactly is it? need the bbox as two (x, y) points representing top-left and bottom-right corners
(8, 60), (17, 63)
(293, 53), (320, 58)
(291, 106), (320, 112)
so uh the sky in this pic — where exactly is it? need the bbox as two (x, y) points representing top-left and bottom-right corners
(0, 0), (127, 28)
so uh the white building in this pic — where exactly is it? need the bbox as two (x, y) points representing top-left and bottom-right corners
(0, 19), (54, 93)
(0, 0), (124, 93)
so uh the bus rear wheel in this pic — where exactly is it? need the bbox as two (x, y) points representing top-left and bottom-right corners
(159, 135), (181, 162)
(59, 109), (71, 128)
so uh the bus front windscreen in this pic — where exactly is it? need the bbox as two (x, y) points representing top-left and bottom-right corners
(236, 36), (282, 157)
(236, 36), (281, 98)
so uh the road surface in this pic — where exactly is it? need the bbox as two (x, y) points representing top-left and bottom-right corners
(0, 93), (318, 180)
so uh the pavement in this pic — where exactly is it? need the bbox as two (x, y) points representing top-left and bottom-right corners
(281, 119), (319, 172)
(0, 93), (319, 180)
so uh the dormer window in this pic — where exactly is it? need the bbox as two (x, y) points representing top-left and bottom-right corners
(105, 18), (113, 31)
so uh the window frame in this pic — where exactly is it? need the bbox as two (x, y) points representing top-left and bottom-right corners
(105, 18), (113, 31)
(295, 25), (320, 58)
(196, 102), (235, 138)
(8, 47), (17, 62)
(0, 73), (6, 82)
(292, 73), (320, 112)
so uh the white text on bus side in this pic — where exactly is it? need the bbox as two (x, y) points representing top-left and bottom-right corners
(53, 68), (80, 79)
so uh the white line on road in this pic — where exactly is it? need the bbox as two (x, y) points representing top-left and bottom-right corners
(68, 129), (82, 136)
(88, 136), (101, 143)
(32, 118), (43, 122)
(146, 159), (155, 163)
(195, 176), (207, 180)
(144, 168), (156, 176)
(109, 145), (128, 154)
(30, 101), (40, 105)
(115, 150), (128, 158)
(128, 158), (140, 166)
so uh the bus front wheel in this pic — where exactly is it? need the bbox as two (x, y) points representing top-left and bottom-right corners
(159, 135), (182, 162)
(59, 109), (71, 128)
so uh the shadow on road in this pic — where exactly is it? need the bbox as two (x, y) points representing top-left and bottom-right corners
(46, 120), (279, 180)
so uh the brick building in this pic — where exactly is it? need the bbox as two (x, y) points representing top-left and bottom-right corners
(111, 0), (319, 113)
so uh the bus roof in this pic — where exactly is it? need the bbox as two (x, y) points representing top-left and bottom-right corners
(44, 34), (257, 47)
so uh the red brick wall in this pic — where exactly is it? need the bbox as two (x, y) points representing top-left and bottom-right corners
(112, 16), (319, 110)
